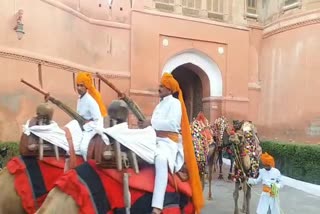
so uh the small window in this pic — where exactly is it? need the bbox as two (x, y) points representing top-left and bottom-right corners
(207, 0), (223, 13)
(182, 0), (201, 10)
(247, 0), (257, 14)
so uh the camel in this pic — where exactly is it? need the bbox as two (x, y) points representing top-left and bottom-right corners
(229, 120), (262, 214)
(190, 115), (236, 200)
(190, 112), (214, 189)
(0, 100), (125, 214)
(0, 102), (85, 214)
(210, 117), (233, 179)
(36, 103), (196, 214)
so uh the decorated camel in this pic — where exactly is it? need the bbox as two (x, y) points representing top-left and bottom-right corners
(190, 112), (214, 188)
(209, 117), (231, 179)
(0, 102), (85, 214)
(36, 100), (196, 214)
(229, 120), (262, 214)
(190, 114), (234, 200)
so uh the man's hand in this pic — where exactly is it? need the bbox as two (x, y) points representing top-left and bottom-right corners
(44, 93), (51, 102)
(138, 119), (151, 129)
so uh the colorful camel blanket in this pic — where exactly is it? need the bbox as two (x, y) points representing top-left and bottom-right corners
(7, 156), (83, 214)
(54, 160), (195, 214)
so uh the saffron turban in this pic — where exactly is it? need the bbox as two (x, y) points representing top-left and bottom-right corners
(261, 152), (275, 168)
(76, 72), (107, 117)
(160, 73), (204, 213)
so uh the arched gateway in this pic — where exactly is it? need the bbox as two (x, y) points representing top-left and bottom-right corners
(162, 49), (223, 121)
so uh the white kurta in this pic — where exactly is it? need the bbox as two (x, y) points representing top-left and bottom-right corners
(151, 94), (184, 173)
(149, 94), (184, 210)
(65, 92), (104, 158)
(248, 168), (283, 214)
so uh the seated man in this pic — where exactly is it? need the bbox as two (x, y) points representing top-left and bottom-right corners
(138, 73), (204, 214)
(64, 71), (107, 160)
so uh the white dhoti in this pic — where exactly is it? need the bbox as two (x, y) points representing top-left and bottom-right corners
(98, 122), (185, 210)
(152, 136), (184, 209)
(64, 120), (109, 159)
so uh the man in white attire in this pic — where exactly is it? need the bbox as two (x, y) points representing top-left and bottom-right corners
(137, 73), (204, 214)
(62, 71), (107, 160)
(248, 152), (283, 214)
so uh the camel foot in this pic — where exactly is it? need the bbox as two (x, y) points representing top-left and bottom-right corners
(234, 209), (239, 214)
(228, 174), (233, 180)
(218, 174), (224, 180)
(207, 195), (213, 201)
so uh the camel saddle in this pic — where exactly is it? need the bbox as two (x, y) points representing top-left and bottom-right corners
(87, 134), (148, 172)
(19, 133), (68, 158)
(87, 134), (189, 181)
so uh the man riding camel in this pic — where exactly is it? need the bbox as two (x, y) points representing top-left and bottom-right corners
(46, 71), (107, 160)
(248, 152), (283, 214)
(138, 73), (204, 214)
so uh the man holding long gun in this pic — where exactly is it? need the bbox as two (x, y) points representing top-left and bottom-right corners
(22, 71), (108, 160)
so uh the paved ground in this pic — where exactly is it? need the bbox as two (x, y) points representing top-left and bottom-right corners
(201, 167), (320, 214)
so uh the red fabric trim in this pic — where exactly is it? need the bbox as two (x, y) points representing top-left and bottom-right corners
(88, 161), (192, 196)
(7, 157), (37, 214)
(55, 170), (96, 214)
(183, 201), (195, 214)
(55, 160), (193, 213)
(162, 206), (182, 214)
(7, 156), (84, 214)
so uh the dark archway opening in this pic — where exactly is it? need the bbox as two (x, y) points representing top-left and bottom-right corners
(172, 64), (203, 121)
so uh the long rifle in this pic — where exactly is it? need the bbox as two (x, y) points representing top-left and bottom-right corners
(95, 73), (146, 121)
(21, 79), (86, 129)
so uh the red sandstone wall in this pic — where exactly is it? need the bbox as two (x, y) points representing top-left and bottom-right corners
(258, 23), (320, 143)
(0, 0), (131, 141)
(0, 57), (130, 141)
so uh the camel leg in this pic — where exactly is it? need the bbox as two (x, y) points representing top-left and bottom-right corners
(246, 184), (251, 214)
(241, 182), (247, 213)
(200, 174), (205, 190)
(212, 150), (218, 173)
(228, 158), (234, 180)
(233, 182), (240, 214)
(36, 187), (78, 214)
(207, 154), (214, 200)
(0, 168), (25, 214)
(218, 150), (223, 180)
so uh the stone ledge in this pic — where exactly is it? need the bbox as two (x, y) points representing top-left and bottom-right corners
(263, 9), (320, 38)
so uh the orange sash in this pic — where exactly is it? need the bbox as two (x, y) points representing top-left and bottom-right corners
(156, 131), (179, 143)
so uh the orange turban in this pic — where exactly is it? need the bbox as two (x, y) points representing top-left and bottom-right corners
(76, 72), (107, 117)
(260, 152), (275, 168)
(160, 73), (204, 213)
